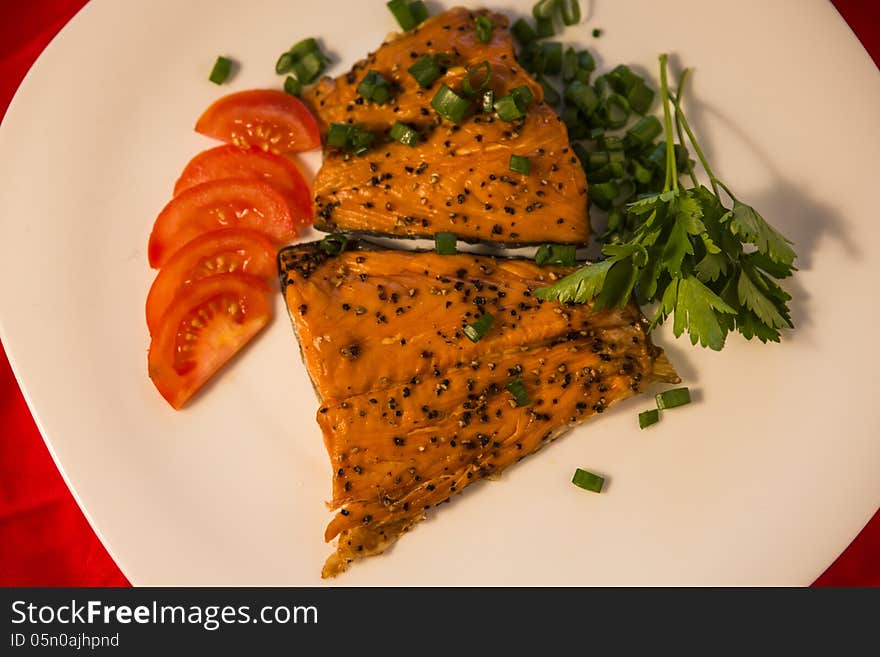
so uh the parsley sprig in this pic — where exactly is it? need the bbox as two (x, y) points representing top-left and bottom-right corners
(536, 54), (797, 350)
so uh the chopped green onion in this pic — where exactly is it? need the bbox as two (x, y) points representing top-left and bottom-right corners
(463, 313), (495, 342)
(431, 84), (470, 124)
(433, 52), (458, 70)
(518, 42), (543, 75)
(511, 18), (537, 46)
(288, 38), (320, 61)
(357, 70), (392, 105)
(494, 94), (524, 121)
(511, 85), (534, 110)
(319, 233), (349, 256)
(390, 120), (419, 147)
(578, 50), (596, 73)
(350, 129), (375, 155)
(326, 123), (375, 155)
(434, 232), (457, 255)
(209, 56), (232, 85)
(632, 159), (653, 184)
(655, 387), (692, 409)
(607, 64), (640, 95)
(410, 0), (428, 24)
(275, 52), (295, 75)
(601, 93), (630, 129)
(506, 377), (531, 407)
(562, 47), (578, 82)
(291, 51), (326, 85)
(475, 16), (494, 43)
(283, 75), (303, 97)
(387, 0), (428, 31)
(586, 151), (609, 172)
(481, 89), (495, 113)
(626, 79), (655, 114)
(541, 42), (563, 75)
(626, 115), (663, 147)
(535, 16), (554, 38)
(638, 408), (660, 429)
(537, 75), (561, 105)
(533, 0), (558, 19)
(564, 80), (598, 115)
(408, 54), (441, 88)
(276, 38), (326, 83)
(560, 0), (581, 25)
(509, 154), (531, 175)
(461, 61), (492, 96)
(326, 123), (351, 148)
(592, 28), (602, 38)
(590, 181), (619, 210)
(599, 134), (624, 151)
(571, 468), (604, 493)
(588, 127), (605, 140)
(535, 244), (576, 267)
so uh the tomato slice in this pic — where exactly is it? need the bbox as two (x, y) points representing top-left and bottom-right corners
(148, 273), (272, 409)
(194, 90), (320, 154)
(145, 228), (277, 335)
(148, 178), (296, 269)
(173, 145), (313, 224)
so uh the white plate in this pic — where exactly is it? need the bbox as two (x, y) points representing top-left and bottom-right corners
(1, 0), (879, 585)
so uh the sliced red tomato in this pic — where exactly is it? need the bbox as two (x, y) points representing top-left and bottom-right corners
(148, 178), (296, 269)
(145, 228), (277, 335)
(148, 273), (272, 409)
(194, 90), (320, 154)
(173, 145), (313, 224)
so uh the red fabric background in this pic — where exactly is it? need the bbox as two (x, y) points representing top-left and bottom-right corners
(0, 0), (876, 587)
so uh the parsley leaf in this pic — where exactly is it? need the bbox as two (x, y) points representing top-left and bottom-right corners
(534, 259), (615, 304)
(674, 275), (736, 350)
(726, 200), (796, 266)
(736, 268), (789, 329)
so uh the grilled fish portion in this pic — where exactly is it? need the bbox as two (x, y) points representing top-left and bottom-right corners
(279, 241), (678, 577)
(303, 7), (589, 244)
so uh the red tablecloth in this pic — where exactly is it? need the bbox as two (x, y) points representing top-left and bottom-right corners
(0, 0), (877, 587)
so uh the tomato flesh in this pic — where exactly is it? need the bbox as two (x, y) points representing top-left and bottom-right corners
(195, 90), (320, 154)
(145, 228), (277, 335)
(173, 145), (313, 225)
(148, 178), (296, 268)
(148, 274), (272, 409)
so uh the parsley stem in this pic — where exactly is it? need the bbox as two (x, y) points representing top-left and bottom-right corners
(674, 69), (700, 190)
(659, 54), (678, 193)
(670, 78), (722, 199)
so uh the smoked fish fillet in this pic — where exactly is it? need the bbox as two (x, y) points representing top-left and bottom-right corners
(279, 241), (678, 577)
(302, 7), (590, 245)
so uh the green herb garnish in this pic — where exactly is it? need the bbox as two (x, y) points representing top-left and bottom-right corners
(357, 70), (392, 105)
(319, 233), (349, 256)
(535, 244), (577, 267)
(475, 16), (494, 43)
(655, 387), (691, 409)
(431, 85), (470, 124)
(506, 377), (532, 407)
(390, 121), (419, 147)
(434, 232), (457, 255)
(638, 408), (660, 429)
(408, 54), (441, 88)
(209, 56), (233, 85)
(463, 313), (495, 342)
(536, 55), (797, 350)
(387, 0), (429, 31)
(509, 154), (531, 176)
(572, 468), (604, 493)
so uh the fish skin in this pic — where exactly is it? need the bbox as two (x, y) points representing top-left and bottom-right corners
(303, 7), (590, 245)
(279, 241), (679, 577)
